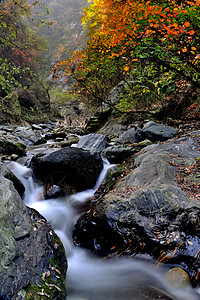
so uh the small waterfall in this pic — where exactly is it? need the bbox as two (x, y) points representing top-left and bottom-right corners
(7, 162), (43, 205)
(7, 160), (200, 300)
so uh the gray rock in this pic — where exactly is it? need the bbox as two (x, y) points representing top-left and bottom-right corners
(102, 145), (134, 164)
(142, 121), (178, 141)
(76, 133), (106, 153)
(118, 127), (143, 144)
(0, 164), (67, 299)
(98, 120), (126, 140)
(14, 126), (40, 145)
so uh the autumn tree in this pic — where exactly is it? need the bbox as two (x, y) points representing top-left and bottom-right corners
(55, 0), (200, 116)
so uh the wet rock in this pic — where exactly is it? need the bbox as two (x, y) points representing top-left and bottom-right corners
(1, 164), (25, 197)
(73, 212), (124, 255)
(102, 145), (134, 164)
(73, 135), (200, 285)
(165, 268), (190, 288)
(142, 121), (178, 142)
(76, 133), (107, 153)
(0, 164), (67, 299)
(30, 147), (103, 196)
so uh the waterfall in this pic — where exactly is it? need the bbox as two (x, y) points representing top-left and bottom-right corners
(7, 161), (200, 300)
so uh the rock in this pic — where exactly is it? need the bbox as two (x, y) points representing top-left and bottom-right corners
(102, 145), (134, 164)
(0, 138), (26, 157)
(118, 127), (143, 144)
(84, 108), (112, 134)
(1, 164), (25, 197)
(73, 135), (200, 283)
(10, 154), (19, 161)
(31, 124), (43, 130)
(165, 268), (190, 288)
(76, 133), (107, 153)
(98, 120), (126, 140)
(30, 147), (103, 196)
(0, 164), (67, 299)
(14, 126), (40, 145)
(137, 139), (152, 147)
(59, 137), (80, 148)
(142, 121), (178, 142)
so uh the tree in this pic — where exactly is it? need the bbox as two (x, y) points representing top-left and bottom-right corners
(0, 0), (48, 96)
(55, 0), (200, 114)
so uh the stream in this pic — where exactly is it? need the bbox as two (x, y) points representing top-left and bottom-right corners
(7, 150), (200, 300)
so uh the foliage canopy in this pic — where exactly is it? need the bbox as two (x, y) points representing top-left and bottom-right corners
(55, 0), (200, 115)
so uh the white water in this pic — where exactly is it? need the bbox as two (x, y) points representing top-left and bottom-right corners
(7, 160), (200, 300)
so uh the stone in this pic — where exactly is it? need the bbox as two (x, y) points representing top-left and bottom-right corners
(31, 124), (43, 130)
(14, 126), (40, 145)
(0, 164), (67, 299)
(73, 135), (200, 284)
(137, 139), (152, 147)
(165, 268), (189, 288)
(30, 147), (103, 196)
(102, 145), (134, 164)
(118, 127), (143, 144)
(76, 133), (107, 153)
(0, 138), (26, 157)
(142, 121), (178, 142)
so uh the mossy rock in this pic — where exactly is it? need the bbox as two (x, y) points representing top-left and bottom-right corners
(0, 139), (26, 156)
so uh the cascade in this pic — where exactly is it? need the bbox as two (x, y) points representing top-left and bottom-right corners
(7, 160), (200, 300)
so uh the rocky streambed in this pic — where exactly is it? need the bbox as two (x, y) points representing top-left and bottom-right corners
(0, 118), (200, 299)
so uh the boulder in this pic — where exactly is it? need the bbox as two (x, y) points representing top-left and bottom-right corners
(102, 145), (134, 164)
(73, 134), (200, 285)
(0, 138), (26, 157)
(14, 126), (40, 145)
(118, 127), (143, 144)
(142, 121), (178, 142)
(76, 133), (107, 153)
(30, 147), (103, 196)
(0, 164), (67, 299)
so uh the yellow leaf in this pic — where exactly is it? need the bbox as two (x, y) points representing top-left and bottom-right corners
(124, 65), (130, 71)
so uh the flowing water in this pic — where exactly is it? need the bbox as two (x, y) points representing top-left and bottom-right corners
(7, 160), (200, 300)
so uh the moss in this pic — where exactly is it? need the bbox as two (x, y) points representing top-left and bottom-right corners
(104, 164), (126, 191)
(2, 141), (26, 156)
(60, 138), (79, 148)
(25, 267), (66, 300)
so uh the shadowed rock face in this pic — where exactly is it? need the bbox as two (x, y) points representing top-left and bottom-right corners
(0, 167), (67, 299)
(30, 147), (103, 197)
(73, 133), (200, 286)
(142, 121), (178, 142)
